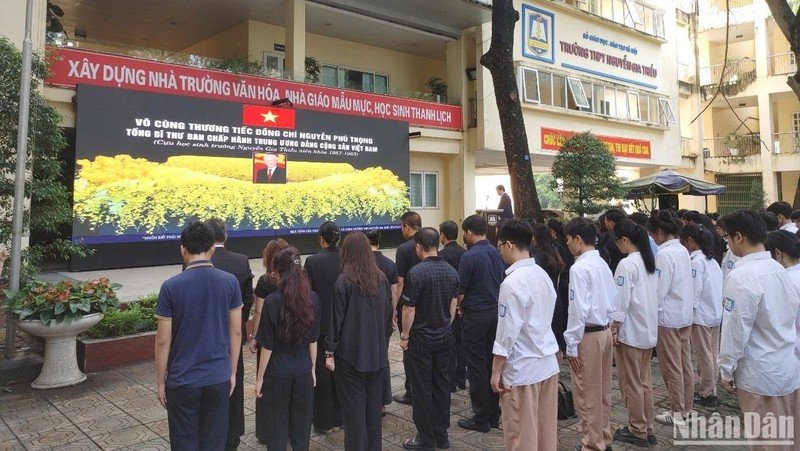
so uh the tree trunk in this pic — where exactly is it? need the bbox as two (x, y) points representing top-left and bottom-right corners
(763, 0), (800, 205)
(480, 0), (543, 222)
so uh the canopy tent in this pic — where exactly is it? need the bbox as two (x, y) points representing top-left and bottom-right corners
(622, 169), (726, 197)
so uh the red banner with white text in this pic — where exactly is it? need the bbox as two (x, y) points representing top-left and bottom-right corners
(46, 48), (462, 130)
(540, 127), (651, 159)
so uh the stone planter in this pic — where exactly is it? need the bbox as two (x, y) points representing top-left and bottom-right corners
(77, 330), (156, 372)
(16, 313), (103, 389)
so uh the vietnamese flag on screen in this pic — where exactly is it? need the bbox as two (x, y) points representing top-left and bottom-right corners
(242, 105), (296, 129)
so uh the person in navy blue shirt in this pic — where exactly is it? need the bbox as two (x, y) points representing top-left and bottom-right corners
(155, 222), (243, 451)
(456, 214), (505, 433)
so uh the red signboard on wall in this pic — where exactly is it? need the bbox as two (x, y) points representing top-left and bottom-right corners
(540, 127), (651, 159)
(46, 48), (462, 130)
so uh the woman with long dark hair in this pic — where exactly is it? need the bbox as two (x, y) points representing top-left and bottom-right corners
(647, 210), (694, 426)
(250, 239), (289, 443)
(548, 219), (573, 357)
(304, 221), (343, 433)
(530, 223), (566, 356)
(680, 224), (723, 408)
(254, 246), (320, 451)
(609, 220), (658, 447)
(325, 232), (392, 451)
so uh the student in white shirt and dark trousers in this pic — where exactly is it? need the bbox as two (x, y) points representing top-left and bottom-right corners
(563, 218), (616, 451)
(716, 210), (800, 451)
(764, 230), (800, 363)
(609, 220), (658, 448)
(680, 223), (723, 409)
(647, 211), (695, 426)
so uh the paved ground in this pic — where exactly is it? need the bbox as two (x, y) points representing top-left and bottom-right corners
(0, 254), (749, 450)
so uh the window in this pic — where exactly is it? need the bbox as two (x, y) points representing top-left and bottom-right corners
(624, 0), (644, 25)
(567, 77), (590, 109)
(658, 98), (677, 124)
(522, 67), (541, 103)
(627, 91), (641, 121)
(320, 64), (389, 94)
(552, 75), (567, 108)
(593, 84), (610, 115)
(263, 52), (285, 77)
(410, 172), (438, 209)
(539, 72), (553, 105)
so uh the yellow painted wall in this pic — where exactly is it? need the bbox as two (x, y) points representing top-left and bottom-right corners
(0, 0), (47, 51)
(410, 153), (450, 228)
(781, 171), (799, 203)
(773, 95), (800, 133)
(181, 21), (250, 60)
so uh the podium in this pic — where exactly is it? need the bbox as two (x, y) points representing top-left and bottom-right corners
(476, 209), (505, 246)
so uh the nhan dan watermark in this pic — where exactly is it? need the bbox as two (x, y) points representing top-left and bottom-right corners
(673, 412), (795, 446)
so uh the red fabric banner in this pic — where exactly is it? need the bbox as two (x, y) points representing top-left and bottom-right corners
(540, 127), (651, 159)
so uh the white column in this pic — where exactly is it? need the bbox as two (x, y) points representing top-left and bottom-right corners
(0, 0), (47, 51)
(285, 0), (306, 82)
(758, 91), (777, 202)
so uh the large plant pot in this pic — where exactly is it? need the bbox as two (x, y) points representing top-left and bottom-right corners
(16, 313), (104, 389)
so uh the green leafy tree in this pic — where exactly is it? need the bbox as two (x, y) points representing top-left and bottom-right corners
(0, 37), (86, 283)
(550, 131), (625, 216)
(533, 173), (563, 209)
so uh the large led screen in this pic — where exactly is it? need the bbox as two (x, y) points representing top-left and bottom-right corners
(73, 85), (410, 245)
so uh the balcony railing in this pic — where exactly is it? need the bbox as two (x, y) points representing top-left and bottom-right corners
(699, 58), (757, 100)
(768, 52), (797, 76)
(703, 134), (761, 158)
(681, 136), (695, 157)
(698, 0), (756, 30)
(556, 0), (665, 39)
(772, 132), (800, 154)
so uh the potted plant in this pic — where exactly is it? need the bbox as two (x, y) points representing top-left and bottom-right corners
(723, 131), (740, 156)
(4, 278), (121, 389)
(425, 77), (448, 102)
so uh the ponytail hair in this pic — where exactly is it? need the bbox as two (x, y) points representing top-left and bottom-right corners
(680, 223), (715, 260)
(765, 230), (800, 260)
(318, 221), (340, 248)
(272, 246), (314, 344)
(614, 220), (655, 274)
(647, 210), (682, 237)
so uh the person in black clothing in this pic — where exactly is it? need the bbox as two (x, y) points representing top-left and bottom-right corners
(325, 232), (393, 451)
(255, 246), (320, 451)
(457, 214), (505, 433)
(366, 229), (399, 410)
(530, 223), (566, 359)
(304, 221), (343, 433)
(400, 227), (459, 450)
(205, 218), (254, 451)
(250, 238), (289, 443)
(393, 211), (423, 405)
(602, 208), (628, 273)
(548, 219), (574, 357)
(439, 220), (467, 392)
(496, 185), (513, 219)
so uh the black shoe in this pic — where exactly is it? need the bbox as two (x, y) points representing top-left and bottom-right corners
(695, 395), (720, 408)
(403, 436), (434, 450)
(489, 418), (500, 429)
(647, 435), (657, 445)
(458, 417), (490, 433)
(393, 392), (413, 405)
(436, 440), (451, 449)
(457, 381), (467, 390)
(313, 426), (333, 434)
(613, 427), (649, 447)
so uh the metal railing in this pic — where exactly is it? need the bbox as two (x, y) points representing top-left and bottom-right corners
(702, 134), (761, 158)
(772, 131), (800, 154)
(681, 136), (695, 157)
(556, 0), (665, 38)
(768, 52), (797, 76)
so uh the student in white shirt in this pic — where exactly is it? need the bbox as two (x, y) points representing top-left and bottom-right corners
(609, 220), (658, 448)
(563, 218), (616, 451)
(764, 230), (800, 362)
(680, 223), (723, 408)
(491, 219), (559, 451)
(646, 210), (694, 426)
(716, 210), (800, 451)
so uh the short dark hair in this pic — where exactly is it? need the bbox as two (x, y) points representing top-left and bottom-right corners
(439, 220), (459, 241)
(604, 208), (627, 224)
(462, 214), (488, 236)
(204, 218), (227, 243)
(401, 211), (422, 229)
(629, 212), (648, 227)
(766, 201), (793, 219)
(496, 185), (505, 192)
(414, 227), (440, 251)
(318, 221), (340, 247)
(765, 230), (800, 259)
(547, 219), (564, 238)
(497, 219), (534, 251)
(365, 229), (381, 247)
(565, 217), (598, 245)
(759, 211), (779, 232)
(792, 210), (800, 221)
(181, 221), (215, 254)
(717, 209), (768, 245)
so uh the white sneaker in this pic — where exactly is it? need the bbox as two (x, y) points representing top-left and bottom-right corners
(655, 411), (686, 426)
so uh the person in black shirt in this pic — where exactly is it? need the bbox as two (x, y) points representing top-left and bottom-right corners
(439, 220), (467, 392)
(250, 238), (288, 443)
(255, 247), (320, 451)
(325, 232), (393, 451)
(530, 223), (566, 358)
(400, 227), (459, 450)
(393, 211), (422, 405)
(602, 208), (629, 273)
(548, 218), (574, 356)
(496, 185), (513, 219)
(457, 214), (505, 433)
(304, 221), (343, 433)
(366, 229), (399, 410)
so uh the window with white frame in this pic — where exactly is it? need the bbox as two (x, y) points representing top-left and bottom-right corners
(567, 77), (591, 109)
(658, 98), (677, 124)
(624, 0), (644, 25)
(320, 64), (389, 94)
(627, 91), (641, 121)
(521, 68), (541, 103)
(409, 172), (438, 209)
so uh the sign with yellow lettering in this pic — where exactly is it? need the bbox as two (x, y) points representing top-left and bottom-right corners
(540, 127), (651, 159)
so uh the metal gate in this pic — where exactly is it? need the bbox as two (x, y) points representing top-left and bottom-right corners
(715, 174), (764, 215)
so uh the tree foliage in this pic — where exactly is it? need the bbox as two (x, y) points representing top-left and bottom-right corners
(0, 37), (86, 282)
(550, 132), (625, 216)
(533, 173), (564, 209)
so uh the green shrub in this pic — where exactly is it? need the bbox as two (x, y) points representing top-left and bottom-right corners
(83, 294), (158, 339)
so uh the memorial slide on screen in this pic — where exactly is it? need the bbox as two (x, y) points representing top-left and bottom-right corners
(73, 85), (410, 244)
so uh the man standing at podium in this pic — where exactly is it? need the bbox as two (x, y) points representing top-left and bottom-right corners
(497, 185), (513, 219)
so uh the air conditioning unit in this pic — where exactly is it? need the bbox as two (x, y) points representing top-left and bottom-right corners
(676, 8), (690, 25)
